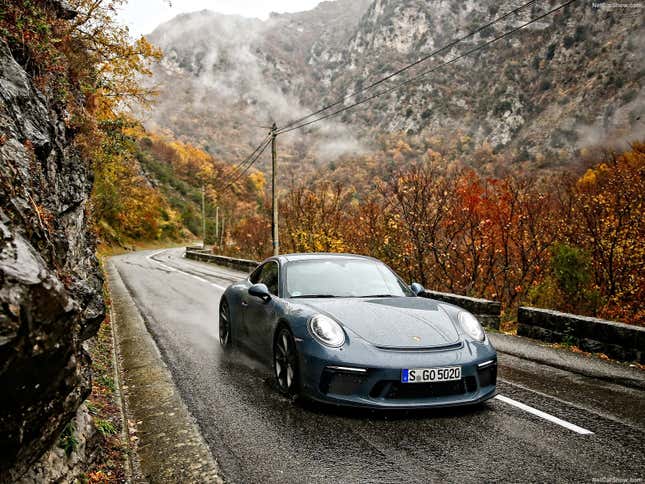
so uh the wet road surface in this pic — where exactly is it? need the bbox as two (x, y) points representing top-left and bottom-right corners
(111, 248), (645, 483)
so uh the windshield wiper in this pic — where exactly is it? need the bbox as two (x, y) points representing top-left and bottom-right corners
(362, 294), (398, 298)
(290, 294), (337, 298)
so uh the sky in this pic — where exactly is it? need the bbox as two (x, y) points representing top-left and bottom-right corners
(117, 0), (326, 37)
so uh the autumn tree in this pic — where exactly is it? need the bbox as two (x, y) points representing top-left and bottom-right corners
(565, 144), (645, 322)
(381, 155), (454, 287)
(281, 183), (353, 253)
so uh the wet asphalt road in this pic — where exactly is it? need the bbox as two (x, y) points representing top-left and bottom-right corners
(112, 248), (645, 483)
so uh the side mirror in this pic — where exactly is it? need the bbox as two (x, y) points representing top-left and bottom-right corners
(410, 282), (425, 296)
(249, 283), (271, 302)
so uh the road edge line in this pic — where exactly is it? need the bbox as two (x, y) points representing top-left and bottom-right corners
(147, 249), (228, 290)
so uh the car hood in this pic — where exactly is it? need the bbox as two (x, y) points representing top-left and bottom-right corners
(300, 297), (461, 349)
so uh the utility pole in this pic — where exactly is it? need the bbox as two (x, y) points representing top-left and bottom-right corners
(220, 215), (225, 247)
(215, 206), (219, 247)
(271, 122), (279, 256)
(201, 184), (206, 249)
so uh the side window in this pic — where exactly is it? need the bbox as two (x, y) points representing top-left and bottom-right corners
(259, 261), (279, 296)
(249, 265), (263, 284)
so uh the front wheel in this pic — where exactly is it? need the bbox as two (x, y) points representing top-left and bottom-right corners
(273, 327), (300, 398)
(219, 299), (232, 348)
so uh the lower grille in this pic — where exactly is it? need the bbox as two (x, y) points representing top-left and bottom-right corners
(370, 376), (477, 400)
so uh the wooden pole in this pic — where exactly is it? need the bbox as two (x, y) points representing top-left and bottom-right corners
(271, 123), (279, 256)
(215, 206), (219, 247)
(201, 184), (206, 249)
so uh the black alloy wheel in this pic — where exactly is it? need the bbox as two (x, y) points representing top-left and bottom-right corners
(219, 299), (232, 348)
(273, 327), (300, 397)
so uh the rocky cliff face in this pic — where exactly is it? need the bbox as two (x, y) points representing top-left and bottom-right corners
(0, 37), (104, 480)
(317, 0), (644, 162)
(145, 0), (643, 171)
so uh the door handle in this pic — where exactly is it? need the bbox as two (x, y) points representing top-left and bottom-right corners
(241, 300), (248, 307)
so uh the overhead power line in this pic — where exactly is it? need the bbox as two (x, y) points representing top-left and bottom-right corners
(221, 134), (271, 183)
(220, 136), (272, 192)
(279, 0), (540, 132)
(277, 0), (577, 135)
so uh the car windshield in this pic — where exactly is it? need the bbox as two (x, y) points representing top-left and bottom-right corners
(285, 258), (414, 298)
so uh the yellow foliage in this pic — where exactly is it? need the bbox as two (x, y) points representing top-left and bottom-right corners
(249, 172), (266, 192)
(577, 168), (597, 186)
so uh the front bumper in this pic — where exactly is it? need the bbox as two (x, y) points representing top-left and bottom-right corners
(297, 338), (497, 409)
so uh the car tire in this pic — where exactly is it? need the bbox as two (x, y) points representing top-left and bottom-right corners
(273, 326), (300, 398)
(219, 298), (233, 349)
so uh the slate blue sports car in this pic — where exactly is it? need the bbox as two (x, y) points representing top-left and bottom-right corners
(219, 253), (497, 408)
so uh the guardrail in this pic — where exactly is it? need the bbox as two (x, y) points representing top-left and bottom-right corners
(184, 247), (501, 329)
(518, 307), (645, 363)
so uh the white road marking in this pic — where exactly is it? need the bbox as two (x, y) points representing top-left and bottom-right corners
(499, 378), (641, 432)
(146, 250), (176, 271)
(146, 250), (228, 290)
(495, 394), (594, 435)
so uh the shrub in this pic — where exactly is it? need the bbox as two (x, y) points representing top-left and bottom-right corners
(58, 422), (78, 457)
(95, 418), (117, 436)
(545, 43), (557, 61)
(551, 244), (591, 296)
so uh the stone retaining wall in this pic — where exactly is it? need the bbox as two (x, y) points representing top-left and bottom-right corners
(185, 247), (259, 272)
(421, 291), (501, 330)
(518, 307), (645, 363)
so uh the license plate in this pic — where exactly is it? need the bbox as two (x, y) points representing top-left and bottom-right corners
(401, 367), (461, 383)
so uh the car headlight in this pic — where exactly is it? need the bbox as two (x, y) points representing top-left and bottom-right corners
(308, 314), (345, 348)
(458, 311), (485, 341)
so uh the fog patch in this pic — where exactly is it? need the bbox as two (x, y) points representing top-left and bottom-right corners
(138, 8), (364, 166)
(575, 85), (645, 151)
(314, 135), (367, 159)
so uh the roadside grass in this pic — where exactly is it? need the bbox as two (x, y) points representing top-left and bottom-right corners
(95, 418), (118, 437)
(81, 261), (129, 483)
(499, 319), (518, 335)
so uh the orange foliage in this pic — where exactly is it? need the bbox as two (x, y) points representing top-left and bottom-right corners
(267, 143), (644, 325)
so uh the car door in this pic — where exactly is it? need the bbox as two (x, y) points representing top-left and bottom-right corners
(244, 260), (280, 360)
(236, 264), (263, 348)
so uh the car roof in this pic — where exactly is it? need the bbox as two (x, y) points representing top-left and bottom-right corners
(275, 252), (378, 263)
